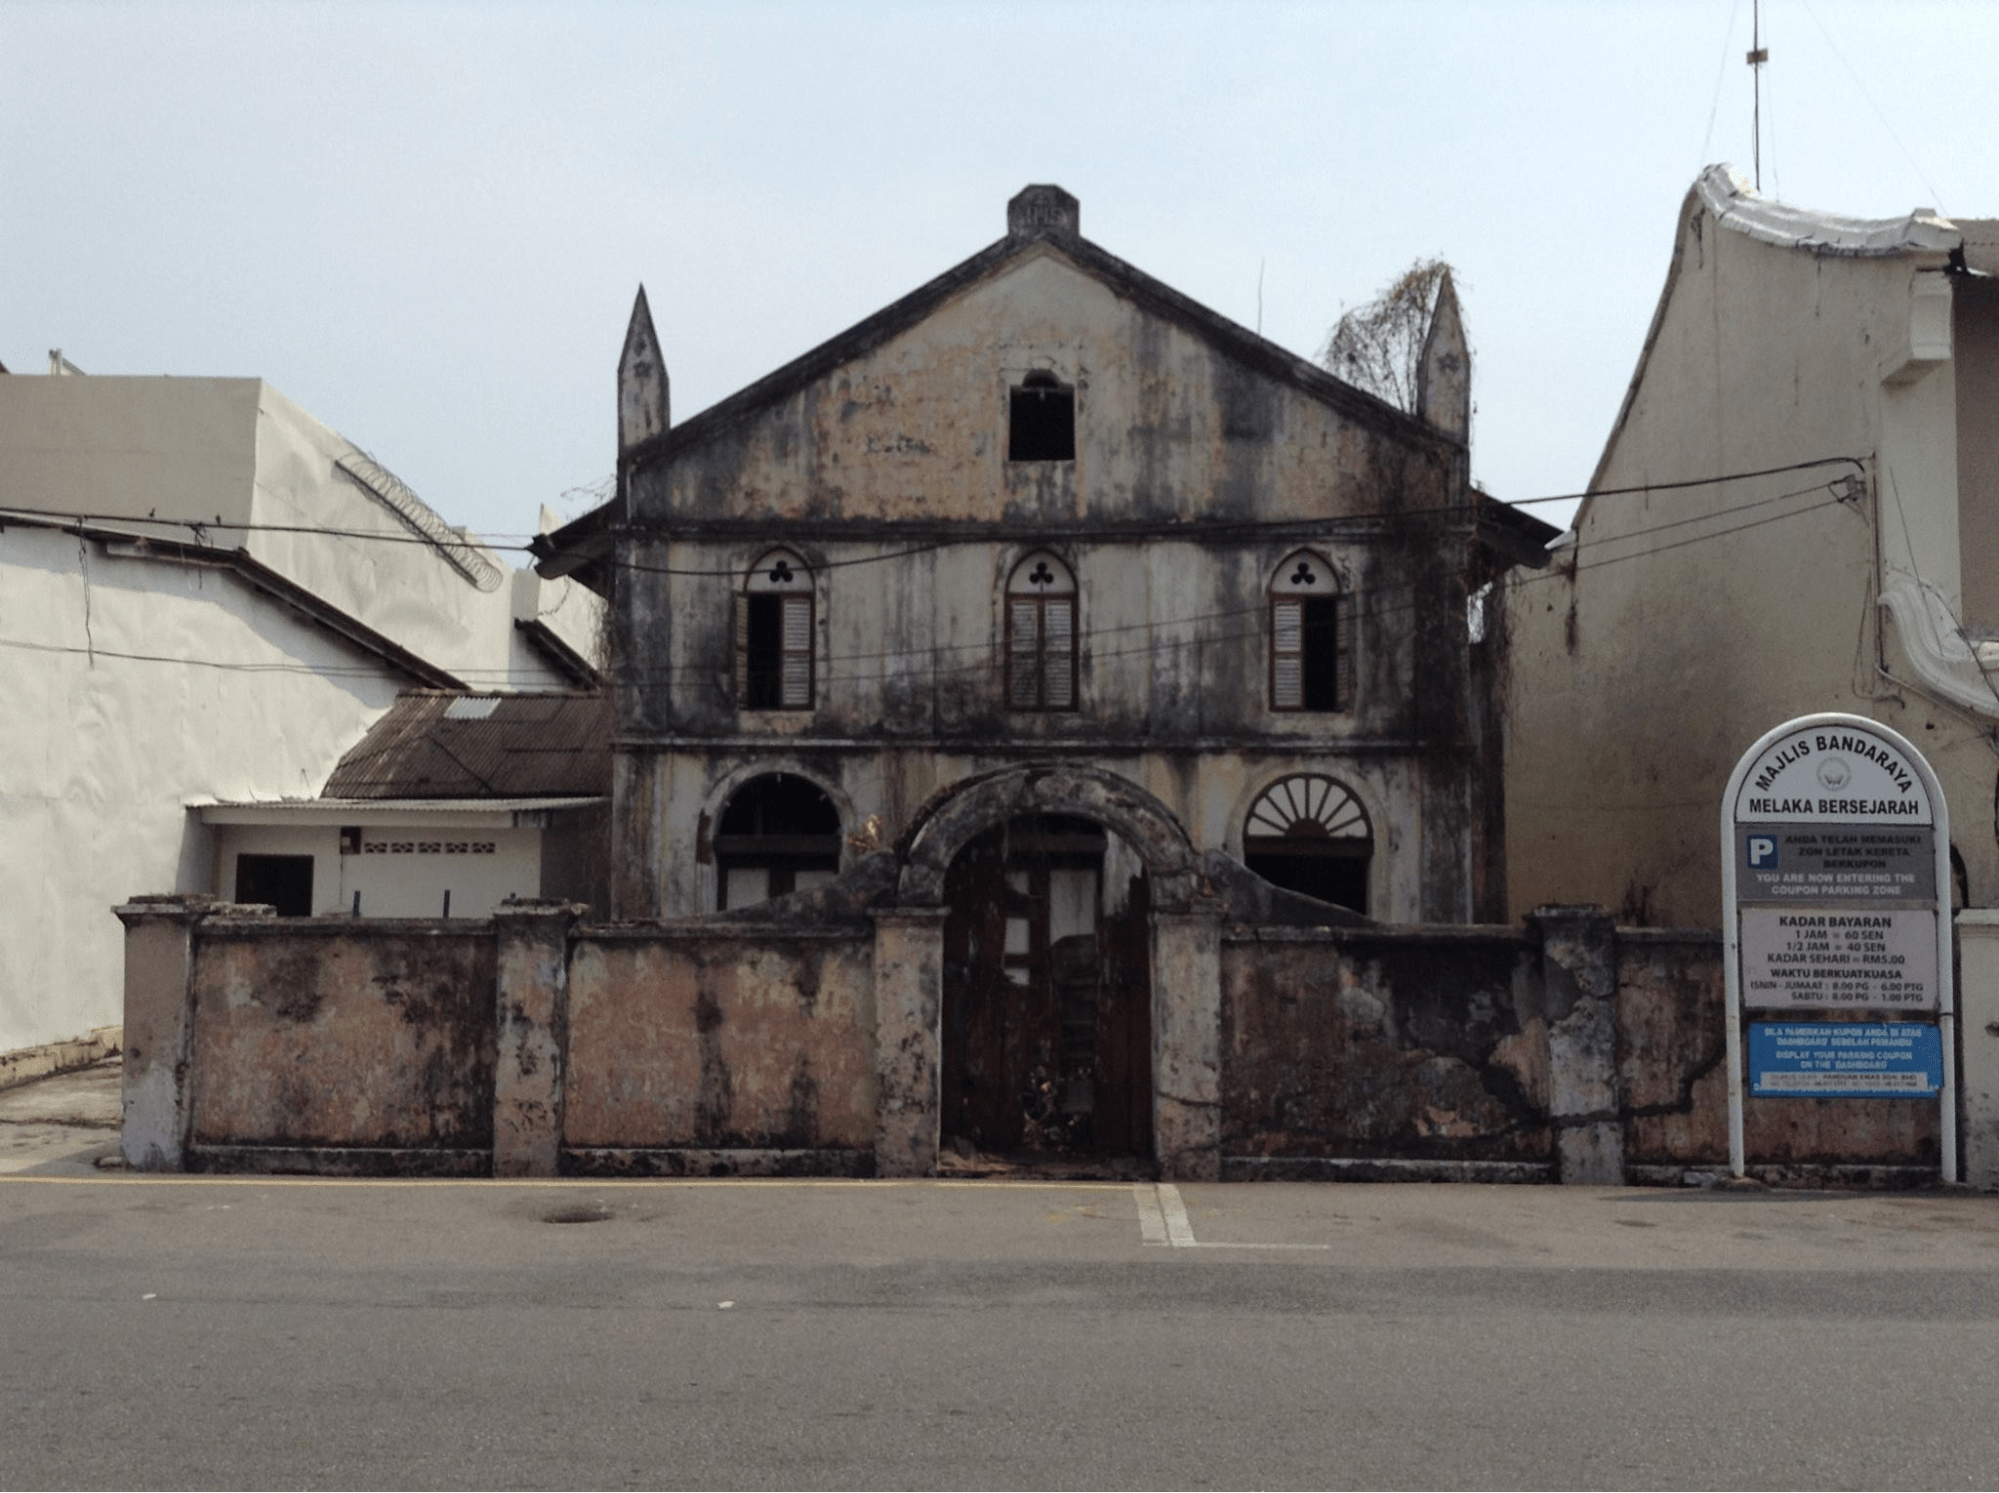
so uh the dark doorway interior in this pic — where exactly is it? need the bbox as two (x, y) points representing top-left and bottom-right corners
(1244, 842), (1369, 914)
(235, 854), (315, 917)
(715, 775), (841, 909)
(941, 814), (1151, 1166)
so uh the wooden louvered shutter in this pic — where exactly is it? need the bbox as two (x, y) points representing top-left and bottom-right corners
(1334, 591), (1355, 711)
(781, 594), (813, 707)
(734, 593), (750, 705)
(1043, 597), (1074, 709)
(1271, 598), (1303, 710)
(1010, 598), (1042, 708)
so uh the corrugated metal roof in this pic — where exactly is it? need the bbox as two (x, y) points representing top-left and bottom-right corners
(322, 690), (611, 799)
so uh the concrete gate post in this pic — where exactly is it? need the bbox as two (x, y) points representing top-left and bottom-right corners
(492, 901), (580, 1178)
(870, 907), (949, 1178)
(1954, 911), (1999, 1188)
(1151, 903), (1225, 1182)
(115, 894), (231, 1171)
(1529, 905), (1625, 1185)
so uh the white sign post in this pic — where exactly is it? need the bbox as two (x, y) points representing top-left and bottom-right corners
(1721, 714), (1955, 1181)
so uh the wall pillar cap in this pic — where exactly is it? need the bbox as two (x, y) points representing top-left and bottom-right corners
(1527, 903), (1615, 926)
(494, 898), (590, 919)
(114, 894), (273, 928)
(1152, 899), (1227, 925)
(870, 906), (952, 927)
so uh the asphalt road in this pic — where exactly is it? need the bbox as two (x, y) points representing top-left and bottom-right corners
(4, 1173), (1997, 1490)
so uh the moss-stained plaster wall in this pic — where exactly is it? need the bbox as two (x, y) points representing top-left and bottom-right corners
(610, 224), (1493, 925)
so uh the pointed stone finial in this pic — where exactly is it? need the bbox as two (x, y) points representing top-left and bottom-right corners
(1008, 185), (1080, 241)
(1416, 269), (1470, 443)
(618, 286), (669, 454)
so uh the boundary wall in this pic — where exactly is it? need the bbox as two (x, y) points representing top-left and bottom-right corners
(118, 891), (1977, 1184)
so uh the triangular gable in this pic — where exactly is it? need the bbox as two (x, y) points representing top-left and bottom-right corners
(621, 197), (1448, 476)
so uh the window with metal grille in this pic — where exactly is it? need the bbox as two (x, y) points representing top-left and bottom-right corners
(1269, 550), (1352, 712)
(1008, 371), (1075, 462)
(737, 549), (813, 709)
(1006, 551), (1077, 711)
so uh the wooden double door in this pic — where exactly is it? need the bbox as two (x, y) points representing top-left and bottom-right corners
(940, 815), (1152, 1161)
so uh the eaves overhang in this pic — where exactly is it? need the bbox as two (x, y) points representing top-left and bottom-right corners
(0, 508), (466, 689)
(1698, 164), (1959, 259)
(1472, 493), (1562, 570)
(196, 796), (605, 828)
(529, 507), (616, 587)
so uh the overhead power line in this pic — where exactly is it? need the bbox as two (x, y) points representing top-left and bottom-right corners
(0, 454), (1868, 582)
(0, 471), (1853, 686)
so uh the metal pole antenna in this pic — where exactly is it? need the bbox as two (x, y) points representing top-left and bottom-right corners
(1748, 0), (1769, 191)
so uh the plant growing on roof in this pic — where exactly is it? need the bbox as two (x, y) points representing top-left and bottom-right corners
(1318, 257), (1455, 414)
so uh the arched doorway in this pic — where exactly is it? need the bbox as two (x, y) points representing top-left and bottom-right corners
(939, 813), (1152, 1162)
(887, 763), (1204, 1176)
(1243, 773), (1372, 915)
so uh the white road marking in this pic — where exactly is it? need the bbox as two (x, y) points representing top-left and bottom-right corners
(1137, 1182), (1332, 1250)
(1157, 1183), (1198, 1247)
(1133, 1181), (1168, 1245)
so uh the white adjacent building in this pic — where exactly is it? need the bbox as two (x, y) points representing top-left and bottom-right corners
(0, 362), (600, 1071)
(1507, 165), (1999, 925)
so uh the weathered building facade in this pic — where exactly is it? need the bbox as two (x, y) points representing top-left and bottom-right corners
(529, 186), (1553, 1169)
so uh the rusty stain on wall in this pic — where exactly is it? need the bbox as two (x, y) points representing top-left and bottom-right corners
(1221, 930), (1550, 1164)
(187, 923), (495, 1151)
(561, 933), (876, 1156)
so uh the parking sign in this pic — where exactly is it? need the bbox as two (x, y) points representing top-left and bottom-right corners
(1721, 715), (1954, 1182)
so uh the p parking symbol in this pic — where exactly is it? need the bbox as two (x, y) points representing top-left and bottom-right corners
(1747, 835), (1778, 869)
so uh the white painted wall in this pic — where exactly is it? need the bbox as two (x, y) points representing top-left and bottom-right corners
(0, 524), (401, 1052)
(1506, 170), (1998, 926)
(0, 376), (603, 693)
(211, 822), (544, 919)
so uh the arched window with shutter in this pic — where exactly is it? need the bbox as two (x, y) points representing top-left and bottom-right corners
(1269, 550), (1352, 712)
(738, 548), (814, 710)
(1006, 550), (1077, 712)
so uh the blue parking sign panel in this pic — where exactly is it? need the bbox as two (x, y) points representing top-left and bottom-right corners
(1749, 1022), (1942, 1098)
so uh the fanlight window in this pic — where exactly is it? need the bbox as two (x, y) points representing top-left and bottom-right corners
(1269, 550), (1353, 712)
(1243, 774), (1372, 914)
(737, 548), (813, 710)
(1006, 550), (1077, 711)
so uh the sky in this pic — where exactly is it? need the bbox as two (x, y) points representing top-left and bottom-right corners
(5, 0), (1995, 550)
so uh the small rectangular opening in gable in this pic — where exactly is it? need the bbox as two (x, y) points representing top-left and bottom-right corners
(1008, 372), (1075, 462)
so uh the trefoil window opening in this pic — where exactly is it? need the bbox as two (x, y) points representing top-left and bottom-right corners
(1270, 550), (1353, 712)
(737, 548), (814, 710)
(1006, 550), (1078, 711)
